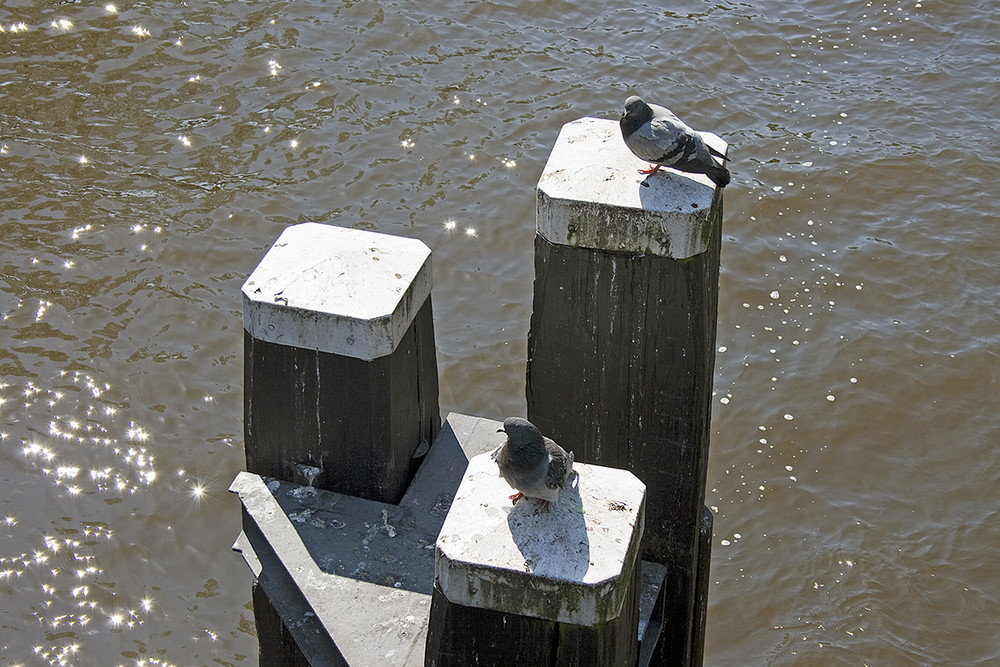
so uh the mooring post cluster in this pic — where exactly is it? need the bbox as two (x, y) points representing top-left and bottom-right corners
(232, 116), (726, 666)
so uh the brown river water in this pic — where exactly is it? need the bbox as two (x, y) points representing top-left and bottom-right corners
(1, 0), (998, 664)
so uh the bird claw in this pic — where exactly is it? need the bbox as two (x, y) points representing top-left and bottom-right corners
(638, 164), (662, 175)
(509, 491), (523, 504)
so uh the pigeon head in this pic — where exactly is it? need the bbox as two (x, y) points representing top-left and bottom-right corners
(498, 417), (545, 450)
(623, 95), (647, 114)
(621, 95), (653, 136)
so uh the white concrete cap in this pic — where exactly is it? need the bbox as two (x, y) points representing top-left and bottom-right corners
(536, 116), (728, 259)
(435, 450), (645, 626)
(242, 222), (431, 360)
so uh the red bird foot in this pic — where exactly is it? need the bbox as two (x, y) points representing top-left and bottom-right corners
(509, 491), (523, 504)
(638, 164), (663, 175)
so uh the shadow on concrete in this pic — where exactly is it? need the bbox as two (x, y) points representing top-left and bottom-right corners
(506, 473), (590, 581)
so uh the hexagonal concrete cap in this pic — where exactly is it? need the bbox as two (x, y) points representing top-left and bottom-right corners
(536, 116), (728, 259)
(435, 450), (645, 627)
(242, 222), (431, 360)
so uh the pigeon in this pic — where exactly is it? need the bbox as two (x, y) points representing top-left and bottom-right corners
(492, 417), (574, 506)
(620, 95), (730, 188)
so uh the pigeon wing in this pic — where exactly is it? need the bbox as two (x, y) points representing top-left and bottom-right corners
(543, 439), (574, 489)
(706, 143), (729, 162)
(627, 114), (685, 164)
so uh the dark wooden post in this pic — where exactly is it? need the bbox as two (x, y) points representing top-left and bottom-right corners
(425, 451), (646, 666)
(526, 117), (726, 665)
(242, 221), (440, 503)
(690, 507), (714, 667)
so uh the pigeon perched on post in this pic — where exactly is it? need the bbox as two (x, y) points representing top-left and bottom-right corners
(620, 95), (730, 188)
(492, 417), (574, 506)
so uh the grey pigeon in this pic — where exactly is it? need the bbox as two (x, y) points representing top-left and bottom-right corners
(492, 417), (574, 506)
(620, 95), (730, 188)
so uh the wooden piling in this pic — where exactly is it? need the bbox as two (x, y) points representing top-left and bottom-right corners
(242, 222), (440, 504)
(526, 116), (726, 665)
(690, 507), (714, 667)
(424, 451), (646, 666)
